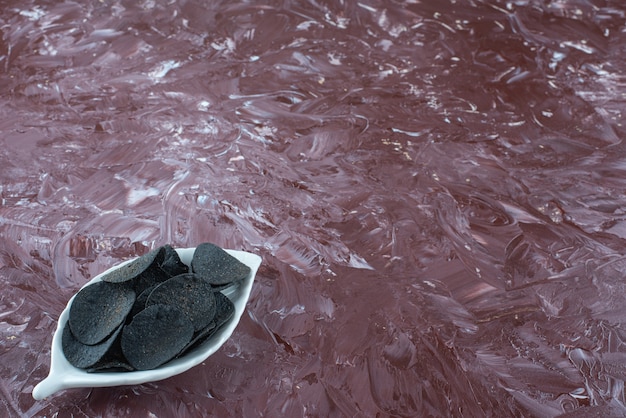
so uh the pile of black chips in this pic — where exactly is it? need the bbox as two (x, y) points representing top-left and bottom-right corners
(61, 242), (251, 371)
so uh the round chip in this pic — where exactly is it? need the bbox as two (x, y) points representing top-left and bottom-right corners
(213, 292), (235, 329)
(121, 304), (194, 370)
(146, 273), (217, 332)
(128, 284), (158, 320)
(68, 281), (135, 345)
(101, 246), (164, 284)
(191, 242), (251, 286)
(62, 320), (123, 369)
(178, 292), (236, 357)
(179, 292), (235, 356)
(159, 244), (189, 277)
(87, 359), (134, 373)
(179, 322), (217, 357)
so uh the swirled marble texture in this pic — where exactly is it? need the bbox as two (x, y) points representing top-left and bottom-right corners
(2, 0), (626, 416)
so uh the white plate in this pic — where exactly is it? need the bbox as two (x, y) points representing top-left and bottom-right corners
(32, 247), (261, 400)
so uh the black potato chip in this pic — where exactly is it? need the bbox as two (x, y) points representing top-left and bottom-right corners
(121, 304), (194, 370)
(101, 246), (170, 295)
(62, 320), (123, 369)
(101, 246), (164, 284)
(87, 359), (134, 373)
(128, 284), (158, 320)
(159, 244), (189, 277)
(178, 292), (235, 356)
(68, 281), (135, 345)
(213, 292), (235, 329)
(191, 242), (250, 287)
(146, 273), (216, 332)
(178, 322), (217, 356)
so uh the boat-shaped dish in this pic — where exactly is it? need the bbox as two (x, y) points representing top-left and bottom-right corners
(32, 247), (261, 400)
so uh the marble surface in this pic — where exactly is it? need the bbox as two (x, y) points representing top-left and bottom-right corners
(2, 0), (626, 416)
